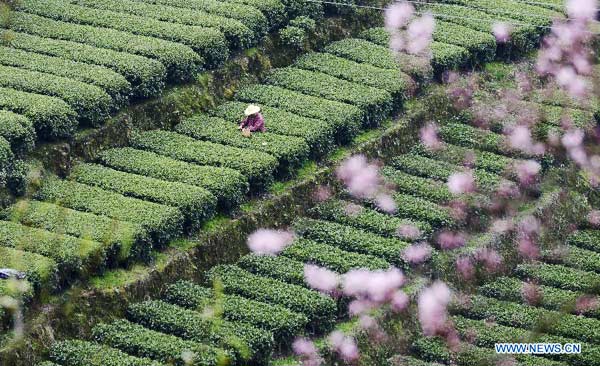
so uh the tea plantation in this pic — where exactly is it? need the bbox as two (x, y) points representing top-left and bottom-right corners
(0, 0), (598, 365)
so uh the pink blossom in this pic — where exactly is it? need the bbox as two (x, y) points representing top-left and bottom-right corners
(518, 215), (541, 236)
(515, 160), (541, 185)
(567, 0), (598, 21)
(403, 243), (432, 264)
(418, 281), (452, 336)
(385, 2), (414, 30)
(572, 54), (592, 74)
(313, 185), (332, 202)
(474, 248), (503, 272)
(328, 331), (360, 362)
(521, 282), (542, 305)
(343, 202), (363, 216)
(447, 171), (476, 195)
(390, 290), (410, 312)
(420, 122), (443, 150)
(348, 298), (376, 316)
(247, 229), (294, 255)
(336, 155), (382, 199)
(562, 129), (585, 149)
(389, 32), (405, 52)
(396, 223), (422, 240)
(492, 22), (512, 43)
(406, 14), (435, 55)
(518, 237), (540, 259)
(456, 256), (475, 280)
(304, 264), (339, 294)
(491, 219), (513, 234)
(375, 193), (397, 213)
(587, 210), (600, 226)
(437, 231), (466, 250)
(359, 315), (377, 329)
(342, 267), (405, 303)
(292, 338), (322, 366)
(575, 295), (599, 314)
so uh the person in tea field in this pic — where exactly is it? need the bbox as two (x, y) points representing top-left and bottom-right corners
(239, 104), (265, 137)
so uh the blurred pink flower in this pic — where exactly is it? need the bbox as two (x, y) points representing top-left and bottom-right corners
(397, 223), (422, 240)
(304, 264), (339, 294)
(447, 171), (476, 195)
(492, 22), (512, 43)
(418, 281), (452, 336)
(390, 290), (410, 312)
(562, 129), (585, 149)
(389, 32), (405, 52)
(343, 202), (364, 216)
(521, 282), (542, 305)
(336, 155), (382, 199)
(437, 231), (466, 250)
(313, 185), (332, 202)
(348, 298), (376, 316)
(328, 331), (360, 362)
(567, 0), (598, 20)
(293, 338), (322, 366)
(420, 122), (443, 150)
(342, 267), (405, 303)
(575, 295), (599, 314)
(515, 160), (541, 185)
(474, 248), (503, 272)
(518, 237), (540, 259)
(491, 219), (514, 234)
(518, 215), (541, 236)
(456, 256), (475, 280)
(247, 229), (294, 255)
(385, 2), (414, 30)
(403, 243), (432, 264)
(376, 193), (397, 213)
(587, 209), (600, 226)
(359, 315), (377, 329)
(406, 14), (435, 55)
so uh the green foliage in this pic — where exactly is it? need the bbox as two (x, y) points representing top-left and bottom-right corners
(0, 246), (56, 292)
(0, 64), (112, 125)
(5, 200), (151, 262)
(127, 300), (273, 364)
(133, 0), (269, 33)
(70, 0), (255, 49)
(359, 28), (470, 74)
(0, 110), (34, 156)
(433, 21), (497, 63)
(411, 143), (514, 175)
(294, 51), (413, 102)
(412, 336), (564, 366)
(381, 167), (452, 203)
(35, 177), (183, 246)
(390, 193), (455, 228)
(237, 253), (306, 286)
(515, 263), (600, 292)
(282, 238), (391, 273)
(280, 0), (323, 19)
(294, 218), (412, 267)
(176, 114), (310, 169)
(309, 199), (432, 238)
(0, 86), (76, 139)
(0, 220), (105, 277)
(164, 280), (309, 340)
(452, 316), (598, 366)
(324, 38), (431, 80)
(50, 340), (162, 366)
(391, 153), (502, 190)
(235, 84), (362, 143)
(479, 276), (600, 318)
(98, 147), (248, 210)
(7, 31), (165, 98)
(279, 26), (306, 49)
(440, 0), (560, 27)
(420, 2), (540, 55)
(567, 230), (600, 252)
(221, 0), (286, 28)
(93, 319), (228, 366)
(9, 12), (202, 81)
(542, 245), (600, 273)
(71, 163), (217, 231)
(265, 67), (393, 126)
(15, 0), (228, 67)
(206, 264), (336, 332)
(210, 101), (335, 157)
(130, 130), (277, 190)
(0, 46), (131, 107)
(289, 16), (316, 32)
(453, 295), (600, 344)
(438, 122), (508, 156)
